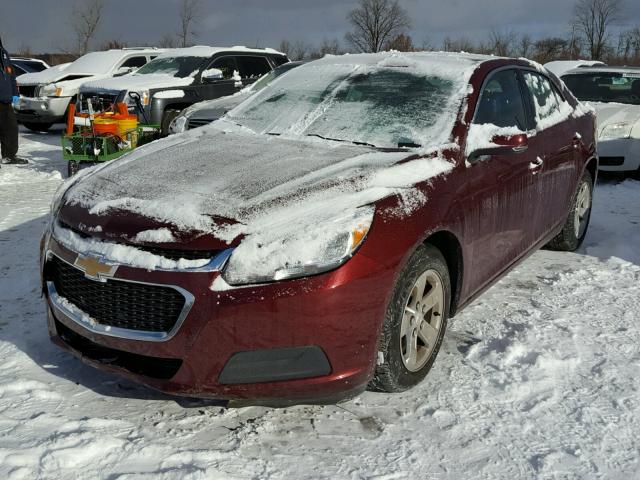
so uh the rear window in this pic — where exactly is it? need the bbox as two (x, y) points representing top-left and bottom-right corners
(562, 72), (640, 105)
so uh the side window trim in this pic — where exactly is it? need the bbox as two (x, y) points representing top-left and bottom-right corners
(515, 69), (538, 131)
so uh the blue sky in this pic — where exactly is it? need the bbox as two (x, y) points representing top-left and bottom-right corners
(1, 0), (638, 54)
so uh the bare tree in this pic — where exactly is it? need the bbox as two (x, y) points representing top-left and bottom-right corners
(534, 37), (569, 63)
(178, 0), (202, 48)
(15, 42), (34, 57)
(345, 0), (411, 53)
(100, 39), (128, 50)
(159, 33), (179, 48)
(71, 0), (104, 54)
(518, 34), (533, 58)
(442, 36), (478, 53)
(488, 29), (517, 57)
(308, 38), (342, 59)
(385, 33), (414, 52)
(573, 0), (624, 60)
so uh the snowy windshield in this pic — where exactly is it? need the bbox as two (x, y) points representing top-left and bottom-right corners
(228, 63), (456, 148)
(562, 73), (640, 105)
(134, 56), (206, 78)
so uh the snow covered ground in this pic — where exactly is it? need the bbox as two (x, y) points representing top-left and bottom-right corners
(0, 127), (639, 479)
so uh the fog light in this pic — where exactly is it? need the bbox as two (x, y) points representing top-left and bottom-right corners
(41, 102), (48, 111)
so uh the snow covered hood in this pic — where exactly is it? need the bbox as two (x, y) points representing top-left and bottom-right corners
(590, 101), (640, 127)
(80, 73), (195, 93)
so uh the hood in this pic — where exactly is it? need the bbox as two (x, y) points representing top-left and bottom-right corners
(591, 102), (640, 127)
(183, 91), (251, 120)
(58, 121), (454, 250)
(16, 63), (94, 86)
(80, 73), (195, 93)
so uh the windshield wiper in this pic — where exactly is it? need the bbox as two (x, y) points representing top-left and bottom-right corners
(306, 133), (377, 148)
(398, 141), (422, 148)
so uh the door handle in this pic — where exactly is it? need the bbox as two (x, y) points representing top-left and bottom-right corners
(572, 135), (582, 148)
(529, 157), (544, 169)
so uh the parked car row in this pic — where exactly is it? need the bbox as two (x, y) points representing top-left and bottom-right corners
(15, 46), (289, 135)
(41, 51), (599, 403)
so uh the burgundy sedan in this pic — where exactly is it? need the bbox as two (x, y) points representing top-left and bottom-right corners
(41, 52), (597, 404)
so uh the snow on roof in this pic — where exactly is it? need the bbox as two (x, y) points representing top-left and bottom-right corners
(562, 65), (640, 76)
(155, 45), (285, 59)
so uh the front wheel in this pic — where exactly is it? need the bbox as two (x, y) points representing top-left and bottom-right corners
(369, 244), (450, 393)
(547, 170), (593, 251)
(161, 109), (181, 136)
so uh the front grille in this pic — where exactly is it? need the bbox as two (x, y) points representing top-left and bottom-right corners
(54, 319), (182, 379)
(188, 118), (213, 129)
(19, 85), (37, 98)
(59, 222), (218, 261)
(48, 256), (186, 333)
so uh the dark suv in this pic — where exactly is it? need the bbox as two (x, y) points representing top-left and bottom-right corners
(78, 46), (289, 134)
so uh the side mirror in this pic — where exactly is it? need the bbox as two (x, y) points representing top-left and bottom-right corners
(202, 68), (224, 82)
(467, 132), (529, 164)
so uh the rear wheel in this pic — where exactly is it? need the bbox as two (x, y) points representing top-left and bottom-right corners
(161, 109), (181, 136)
(547, 170), (593, 251)
(369, 244), (450, 393)
(23, 122), (53, 132)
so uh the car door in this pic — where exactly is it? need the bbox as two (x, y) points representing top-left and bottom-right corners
(520, 71), (580, 236)
(460, 68), (542, 295)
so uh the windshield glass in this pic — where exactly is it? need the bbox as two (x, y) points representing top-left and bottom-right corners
(135, 56), (207, 78)
(562, 72), (640, 105)
(228, 63), (456, 148)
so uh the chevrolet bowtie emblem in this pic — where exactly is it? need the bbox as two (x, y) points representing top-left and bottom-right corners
(74, 255), (117, 281)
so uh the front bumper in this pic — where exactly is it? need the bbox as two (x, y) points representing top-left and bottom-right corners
(597, 138), (640, 172)
(42, 230), (395, 403)
(15, 96), (71, 124)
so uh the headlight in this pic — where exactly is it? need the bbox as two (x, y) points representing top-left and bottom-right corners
(126, 89), (150, 106)
(40, 83), (63, 97)
(222, 206), (375, 285)
(599, 122), (632, 140)
(169, 115), (188, 134)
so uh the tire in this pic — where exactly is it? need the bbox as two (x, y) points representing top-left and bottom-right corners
(23, 122), (53, 132)
(161, 109), (181, 136)
(67, 160), (79, 177)
(369, 244), (451, 393)
(547, 170), (593, 252)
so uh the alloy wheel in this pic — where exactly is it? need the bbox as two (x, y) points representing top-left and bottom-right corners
(400, 269), (445, 372)
(574, 181), (591, 238)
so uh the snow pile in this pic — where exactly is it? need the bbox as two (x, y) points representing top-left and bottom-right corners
(53, 222), (208, 271)
(153, 89), (186, 99)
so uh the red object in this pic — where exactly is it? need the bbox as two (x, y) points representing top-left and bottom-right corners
(92, 120), (119, 137)
(66, 103), (75, 136)
(116, 102), (129, 116)
(41, 57), (598, 403)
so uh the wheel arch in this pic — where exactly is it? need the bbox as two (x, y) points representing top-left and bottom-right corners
(585, 155), (598, 183)
(423, 230), (464, 317)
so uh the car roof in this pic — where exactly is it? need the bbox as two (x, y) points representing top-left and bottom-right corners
(155, 46), (286, 59)
(562, 65), (640, 75)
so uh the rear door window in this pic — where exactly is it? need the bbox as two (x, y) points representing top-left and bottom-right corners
(236, 56), (272, 79)
(474, 69), (528, 129)
(120, 56), (148, 69)
(523, 72), (562, 124)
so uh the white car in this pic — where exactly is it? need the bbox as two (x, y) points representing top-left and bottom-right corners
(562, 66), (640, 176)
(15, 48), (163, 132)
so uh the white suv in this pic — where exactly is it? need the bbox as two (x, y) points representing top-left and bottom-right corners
(16, 48), (163, 132)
